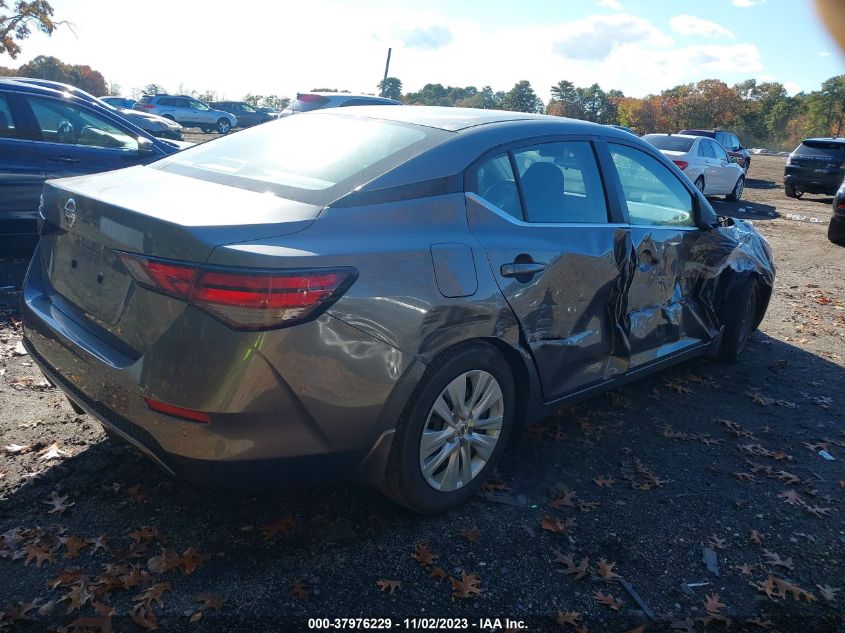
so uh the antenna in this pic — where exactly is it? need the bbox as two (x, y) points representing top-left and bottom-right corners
(380, 48), (392, 97)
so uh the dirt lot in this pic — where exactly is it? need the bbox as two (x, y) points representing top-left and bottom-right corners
(0, 155), (843, 632)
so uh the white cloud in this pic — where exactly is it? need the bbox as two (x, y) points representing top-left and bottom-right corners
(596, 0), (623, 10)
(7, 2), (769, 102)
(551, 14), (673, 61)
(669, 15), (734, 39)
(732, 0), (765, 6)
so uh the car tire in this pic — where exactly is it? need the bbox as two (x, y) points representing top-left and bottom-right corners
(718, 275), (760, 363)
(694, 176), (705, 194)
(216, 118), (231, 134)
(828, 216), (845, 245)
(785, 183), (802, 198)
(383, 342), (516, 514)
(726, 176), (744, 201)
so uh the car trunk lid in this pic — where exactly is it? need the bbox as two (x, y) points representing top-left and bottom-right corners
(38, 166), (321, 347)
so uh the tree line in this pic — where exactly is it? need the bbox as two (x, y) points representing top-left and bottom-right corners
(2, 54), (843, 151)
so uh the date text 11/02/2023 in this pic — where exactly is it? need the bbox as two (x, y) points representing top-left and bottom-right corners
(307, 618), (529, 630)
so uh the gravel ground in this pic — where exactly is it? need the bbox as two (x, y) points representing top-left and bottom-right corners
(0, 155), (843, 633)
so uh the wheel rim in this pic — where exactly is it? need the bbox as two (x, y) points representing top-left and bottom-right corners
(419, 370), (504, 492)
(735, 178), (744, 198)
(219, 121), (230, 133)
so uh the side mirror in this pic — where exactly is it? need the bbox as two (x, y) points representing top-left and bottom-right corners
(138, 136), (155, 155)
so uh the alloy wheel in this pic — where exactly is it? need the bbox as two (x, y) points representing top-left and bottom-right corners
(418, 370), (504, 492)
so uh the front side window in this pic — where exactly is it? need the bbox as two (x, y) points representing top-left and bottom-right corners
(474, 154), (521, 219)
(609, 144), (694, 227)
(0, 94), (17, 138)
(26, 96), (139, 151)
(190, 100), (210, 111)
(512, 141), (608, 223)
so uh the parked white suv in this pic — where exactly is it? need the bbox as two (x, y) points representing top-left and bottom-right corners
(134, 95), (237, 134)
(642, 133), (745, 200)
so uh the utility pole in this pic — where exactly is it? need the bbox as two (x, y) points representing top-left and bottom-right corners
(380, 48), (391, 97)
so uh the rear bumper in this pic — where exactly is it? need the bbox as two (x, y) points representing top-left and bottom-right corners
(783, 171), (842, 195)
(20, 245), (421, 487)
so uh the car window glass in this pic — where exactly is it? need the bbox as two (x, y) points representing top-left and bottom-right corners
(0, 94), (16, 138)
(731, 134), (741, 149)
(190, 100), (210, 111)
(698, 140), (715, 158)
(474, 154), (522, 220)
(26, 96), (139, 151)
(609, 144), (694, 227)
(711, 141), (728, 161)
(513, 141), (608, 223)
(240, 103), (256, 113)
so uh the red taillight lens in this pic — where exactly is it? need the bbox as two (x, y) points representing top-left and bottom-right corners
(673, 160), (689, 170)
(117, 253), (196, 299)
(141, 104), (155, 111)
(117, 252), (356, 331)
(144, 397), (210, 423)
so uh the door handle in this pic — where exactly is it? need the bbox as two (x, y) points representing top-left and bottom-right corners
(48, 156), (79, 164)
(501, 262), (546, 278)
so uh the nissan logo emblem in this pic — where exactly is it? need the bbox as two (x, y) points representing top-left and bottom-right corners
(64, 198), (77, 228)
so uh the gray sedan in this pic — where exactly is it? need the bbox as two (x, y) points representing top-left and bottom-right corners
(22, 107), (774, 513)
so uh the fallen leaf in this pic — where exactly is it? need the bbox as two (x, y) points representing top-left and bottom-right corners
(804, 505), (832, 519)
(178, 547), (206, 575)
(126, 484), (150, 504)
(260, 515), (296, 541)
(751, 575), (816, 602)
(762, 549), (794, 570)
(411, 542), (438, 567)
(704, 593), (726, 613)
(552, 550), (589, 580)
(130, 603), (159, 631)
(4, 443), (31, 454)
(38, 442), (68, 461)
(556, 611), (581, 627)
(541, 515), (576, 534)
(134, 581), (171, 607)
(289, 579), (310, 601)
(745, 617), (774, 629)
(594, 475), (615, 488)
(196, 592), (224, 611)
(456, 527), (480, 543)
(597, 558), (622, 581)
(44, 491), (74, 515)
(706, 535), (727, 550)
(430, 567), (448, 581)
(60, 536), (88, 559)
(548, 486), (578, 509)
(594, 590), (623, 610)
(376, 579), (401, 594)
(737, 563), (758, 576)
(777, 490), (804, 506)
(749, 530), (763, 544)
(817, 584), (839, 602)
(733, 472), (756, 482)
(450, 572), (482, 599)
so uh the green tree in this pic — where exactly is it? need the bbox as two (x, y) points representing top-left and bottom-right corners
(378, 76), (402, 100)
(143, 83), (166, 95)
(501, 80), (542, 113)
(1, 0), (57, 59)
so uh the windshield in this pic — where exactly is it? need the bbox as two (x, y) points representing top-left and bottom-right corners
(154, 112), (449, 204)
(190, 100), (210, 111)
(642, 135), (695, 152)
(795, 140), (845, 159)
(285, 94), (331, 112)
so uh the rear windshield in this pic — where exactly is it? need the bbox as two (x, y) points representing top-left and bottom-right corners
(794, 140), (845, 159)
(154, 112), (450, 204)
(285, 95), (331, 113)
(679, 129), (714, 138)
(642, 135), (694, 152)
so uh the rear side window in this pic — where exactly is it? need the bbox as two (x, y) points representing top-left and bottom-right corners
(475, 154), (522, 220)
(698, 140), (715, 158)
(513, 142), (608, 223)
(156, 112), (449, 205)
(0, 94), (17, 138)
(25, 96), (139, 151)
(609, 144), (694, 227)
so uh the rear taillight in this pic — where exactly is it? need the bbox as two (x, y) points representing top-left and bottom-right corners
(117, 252), (356, 331)
(673, 160), (689, 170)
(140, 104), (155, 111)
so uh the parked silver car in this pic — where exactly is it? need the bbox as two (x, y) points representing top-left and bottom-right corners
(22, 107), (774, 513)
(281, 92), (401, 115)
(134, 94), (237, 133)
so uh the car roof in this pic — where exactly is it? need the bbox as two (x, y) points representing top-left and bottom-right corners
(315, 105), (613, 133)
(645, 133), (701, 140)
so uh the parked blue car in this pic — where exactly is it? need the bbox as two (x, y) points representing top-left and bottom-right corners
(0, 78), (184, 236)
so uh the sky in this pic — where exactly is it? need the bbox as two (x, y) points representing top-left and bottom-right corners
(7, 0), (844, 102)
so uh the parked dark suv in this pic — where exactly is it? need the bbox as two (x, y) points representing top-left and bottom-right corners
(679, 129), (750, 173)
(829, 177), (845, 245)
(784, 137), (845, 198)
(209, 101), (273, 128)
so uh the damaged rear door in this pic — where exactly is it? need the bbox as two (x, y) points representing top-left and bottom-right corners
(603, 142), (711, 367)
(466, 138), (629, 402)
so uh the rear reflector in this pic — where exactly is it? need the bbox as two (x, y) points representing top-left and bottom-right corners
(672, 160), (689, 170)
(144, 397), (210, 423)
(117, 252), (357, 331)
